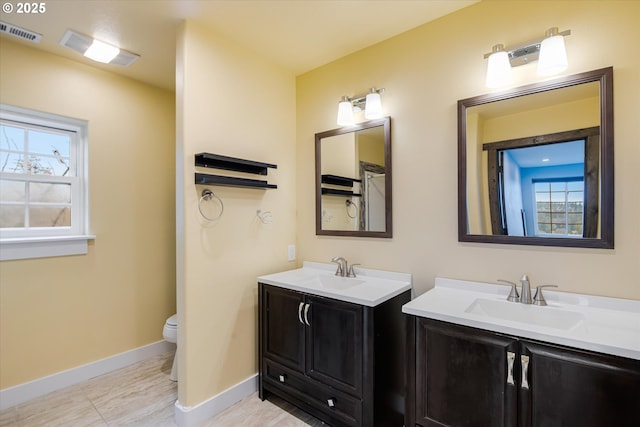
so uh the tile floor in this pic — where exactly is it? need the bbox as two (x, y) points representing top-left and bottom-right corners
(0, 351), (324, 426)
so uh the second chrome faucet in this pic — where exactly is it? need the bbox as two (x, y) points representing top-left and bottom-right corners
(499, 274), (557, 306)
(331, 256), (359, 277)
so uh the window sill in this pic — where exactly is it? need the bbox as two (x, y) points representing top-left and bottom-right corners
(0, 235), (96, 261)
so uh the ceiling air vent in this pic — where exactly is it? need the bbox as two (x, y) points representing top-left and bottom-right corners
(0, 21), (42, 43)
(59, 29), (139, 67)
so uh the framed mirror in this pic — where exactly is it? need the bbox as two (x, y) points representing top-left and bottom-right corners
(315, 117), (392, 237)
(458, 67), (613, 248)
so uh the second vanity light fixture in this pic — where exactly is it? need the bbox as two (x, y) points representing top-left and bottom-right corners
(337, 87), (385, 126)
(485, 27), (571, 88)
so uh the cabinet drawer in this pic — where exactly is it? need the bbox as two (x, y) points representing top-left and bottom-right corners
(264, 358), (362, 426)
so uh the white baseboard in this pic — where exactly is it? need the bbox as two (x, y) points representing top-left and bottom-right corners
(0, 340), (174, 410)
(174, 374), (258, 427)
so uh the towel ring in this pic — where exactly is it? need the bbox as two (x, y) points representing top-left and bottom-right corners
(345, 200), (358, 219)
(198, 189), (224, 221)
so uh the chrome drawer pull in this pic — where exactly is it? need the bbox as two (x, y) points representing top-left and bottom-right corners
(327, 398), (335, 408)
(298, 302), (304, 324)
(506, 351), (515, 386)
(279, 374), (286, 383)
(304, 303), (311, 326)
(521, 355), (530, 390)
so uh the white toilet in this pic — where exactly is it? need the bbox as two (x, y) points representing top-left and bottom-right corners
(163, 314), (177, 381)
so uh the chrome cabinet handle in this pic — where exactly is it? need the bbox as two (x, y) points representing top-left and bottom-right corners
(327, 398), (335, 408)
(506, 351), (515, 386)
(521, 355), (530, 390)
(298, 302), (304, 324)
(303, 303), (311, 326)
(279, 374), (286, 383)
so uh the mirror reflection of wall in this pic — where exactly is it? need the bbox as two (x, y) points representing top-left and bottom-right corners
(320, 127), (385, 232)
(466, 82), (600, 239)
(316, 117), (391, 237)
(321, 132), (360, 231)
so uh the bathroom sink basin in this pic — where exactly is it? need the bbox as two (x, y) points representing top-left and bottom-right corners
(305, 275), (365, 290)
(464, 298), (584, 330)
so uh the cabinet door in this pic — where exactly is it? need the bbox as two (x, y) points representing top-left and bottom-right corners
(262, 285), (305, 372)
(415, 319), (518, 427)
(521, 340), (640, 427)
(305, 295), (363, 397)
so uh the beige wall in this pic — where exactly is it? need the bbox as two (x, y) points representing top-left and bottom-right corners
(296, 0), (640, 300)
(0, 40), (176, 388)
(176, 21), (296, 406)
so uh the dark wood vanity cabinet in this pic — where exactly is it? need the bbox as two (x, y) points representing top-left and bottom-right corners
(406, 317), (640, 427)
(259, 283), (410, 427)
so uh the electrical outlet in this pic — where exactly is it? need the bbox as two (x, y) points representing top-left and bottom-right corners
(287, 245), (296, 262)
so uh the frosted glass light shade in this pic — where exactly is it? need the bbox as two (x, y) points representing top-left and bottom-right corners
(84, 39), (120, 63)
(538, 35), (568, 76)
(486, 50), (512, 88)
(337, 99), (354, 126)
(364, 92), (382, 119)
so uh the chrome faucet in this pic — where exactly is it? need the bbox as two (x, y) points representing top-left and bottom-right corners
(331, 257), (348, 277)
(501, 275), (558, 306)
(520, 274), (532, 304)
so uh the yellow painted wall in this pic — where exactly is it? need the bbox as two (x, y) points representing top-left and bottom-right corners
(296, 0), (640, 300)
(176, 21), (296, 406)
(0, 40), (176, 388)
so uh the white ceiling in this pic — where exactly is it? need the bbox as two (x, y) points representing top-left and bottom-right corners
(1, 0), (478, 91)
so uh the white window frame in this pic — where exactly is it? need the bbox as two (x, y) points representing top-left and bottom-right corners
(533, 178), (584, 238)
(0, 104), (94, 260)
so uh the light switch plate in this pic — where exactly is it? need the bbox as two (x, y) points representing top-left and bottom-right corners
(287, 245), (296, 262)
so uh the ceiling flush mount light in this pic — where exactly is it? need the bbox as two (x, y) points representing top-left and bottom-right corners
(59, 29), (140, 66)
(484, 27), (571, 88)
(336, 87), (385, 126)
(84, 39), (120, 63)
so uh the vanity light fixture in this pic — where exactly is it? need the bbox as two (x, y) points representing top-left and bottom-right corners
(337, 96), (355, 126)
(537, 27), (569, 76)
(484, 27), (571, 88)
(485, 44), (512, 88)
(336, 87), (385, 126)
(59, 29), (140, 66)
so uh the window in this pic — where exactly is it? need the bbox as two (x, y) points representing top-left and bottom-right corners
(534, 179), (584, 237)
(0, 104), (91, 260)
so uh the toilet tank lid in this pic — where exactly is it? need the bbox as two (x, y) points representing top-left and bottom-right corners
(166, 314), (177, 326)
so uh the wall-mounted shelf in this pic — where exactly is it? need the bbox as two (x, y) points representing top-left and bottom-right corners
(321, 174), (361, 187)
(195, 153), (277, 175)
(195, 173), (277, 189)
(321, 188), (362, 197)
(195, 152), (277, 189)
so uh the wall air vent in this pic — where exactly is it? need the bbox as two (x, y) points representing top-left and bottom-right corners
(0, 21), (42, 43)
(59, 29), (140, 67)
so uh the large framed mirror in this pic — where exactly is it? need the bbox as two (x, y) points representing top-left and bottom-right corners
(315, 117), (392, 237)
(458, 67), (613, 248)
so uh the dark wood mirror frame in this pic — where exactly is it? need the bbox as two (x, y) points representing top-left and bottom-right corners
(315, 117), (392, 238)
(458, 67), (614, 248)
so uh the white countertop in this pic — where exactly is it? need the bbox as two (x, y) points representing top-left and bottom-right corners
(402, 277), (640, 360)
(257, 261), (411, 307)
